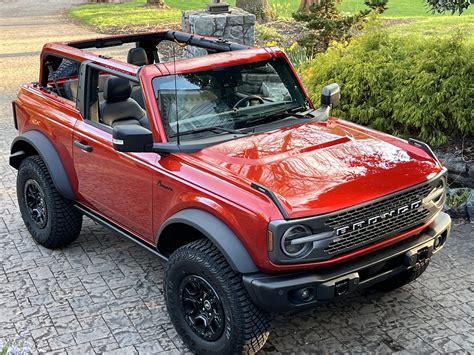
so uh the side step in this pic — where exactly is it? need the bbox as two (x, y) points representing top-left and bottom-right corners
(74, 204), (167, 262)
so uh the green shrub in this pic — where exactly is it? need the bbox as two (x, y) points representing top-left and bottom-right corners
(302, 29), (474, 145)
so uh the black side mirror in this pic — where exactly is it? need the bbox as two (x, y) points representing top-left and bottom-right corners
(321, 83), (341, 108)
(112, 125), (153, 152)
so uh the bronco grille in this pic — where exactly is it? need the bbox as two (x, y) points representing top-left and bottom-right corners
(324, 183), (433, 255)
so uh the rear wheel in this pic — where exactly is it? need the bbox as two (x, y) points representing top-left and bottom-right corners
(371, 258), (430, 292)
(17, 155), (82, 248)
(165, 239), (270, 354)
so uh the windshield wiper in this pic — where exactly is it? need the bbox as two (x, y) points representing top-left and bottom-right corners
(245, 105), (310, 125)
(170, 126), (248, 138)
(286, 106), (316, 119)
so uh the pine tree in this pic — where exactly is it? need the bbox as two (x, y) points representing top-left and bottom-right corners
(426, 0), (470, 15)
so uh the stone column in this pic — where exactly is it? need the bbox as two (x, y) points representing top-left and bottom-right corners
(182, 7), (256, 57)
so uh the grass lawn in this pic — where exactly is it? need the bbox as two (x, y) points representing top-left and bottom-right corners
(70, 0), (473, 36)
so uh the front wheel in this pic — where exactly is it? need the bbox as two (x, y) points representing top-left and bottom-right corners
(164, 239), (270, 354)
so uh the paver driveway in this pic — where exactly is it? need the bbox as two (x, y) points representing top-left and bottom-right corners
(1, 1), (473, 354)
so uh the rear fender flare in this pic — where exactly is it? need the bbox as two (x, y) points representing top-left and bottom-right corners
(10, 130), (75, 200)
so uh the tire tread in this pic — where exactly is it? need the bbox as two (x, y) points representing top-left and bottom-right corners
(165, 238), (270, 354)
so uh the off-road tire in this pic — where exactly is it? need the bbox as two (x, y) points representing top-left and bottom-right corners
(17, 155), (82, 248)
(165, 239), (270, 354)
(372, 258), (430, 292)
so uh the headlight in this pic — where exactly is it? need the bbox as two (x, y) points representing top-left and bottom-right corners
(280, 225), (313, 258)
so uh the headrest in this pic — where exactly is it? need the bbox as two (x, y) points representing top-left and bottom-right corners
(103, 77), (132, 103)
(127, 47), (148, 66)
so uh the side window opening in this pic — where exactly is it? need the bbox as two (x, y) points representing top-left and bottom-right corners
(83, 67), (149, 131)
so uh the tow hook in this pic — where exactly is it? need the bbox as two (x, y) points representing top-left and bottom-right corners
(404, 244), (433, 267)
(335, 279), (350, 296)
(316, 272), (360, 300)
(417, 247), (429, 262)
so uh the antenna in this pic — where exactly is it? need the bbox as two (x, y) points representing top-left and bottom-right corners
(172, 35), (180, 146)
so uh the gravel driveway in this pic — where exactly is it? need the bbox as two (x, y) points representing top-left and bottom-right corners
(0, 1), (473, 353)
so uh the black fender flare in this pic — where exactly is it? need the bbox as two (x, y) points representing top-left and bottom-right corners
(157, 209), (259, 274)
(10, 130), (75, 200)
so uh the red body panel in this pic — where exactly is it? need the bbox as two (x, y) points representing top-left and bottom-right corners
(13, 35), (443, 274)
(191, 118), (441, 218)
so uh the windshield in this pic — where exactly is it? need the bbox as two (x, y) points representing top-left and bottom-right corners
(153, 58), (307, 142)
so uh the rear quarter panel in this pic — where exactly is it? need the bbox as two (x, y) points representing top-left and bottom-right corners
(15, 85), (80, 193)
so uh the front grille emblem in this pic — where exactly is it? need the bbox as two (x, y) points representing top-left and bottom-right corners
(335, 200), (422, 237)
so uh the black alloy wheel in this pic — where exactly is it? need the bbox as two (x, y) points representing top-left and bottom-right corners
(23, 179), (48, 229)
(179, 275), (225, 341)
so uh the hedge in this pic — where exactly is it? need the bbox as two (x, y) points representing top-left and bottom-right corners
(301, 29), (474, 145)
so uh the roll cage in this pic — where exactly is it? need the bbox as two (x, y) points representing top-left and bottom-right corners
(40, 31), (251, 87)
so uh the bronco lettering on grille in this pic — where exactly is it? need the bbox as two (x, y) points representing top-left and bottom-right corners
(335, 200), (422, 237)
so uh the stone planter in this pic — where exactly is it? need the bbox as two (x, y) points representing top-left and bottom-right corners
(182, 7), (256, 57)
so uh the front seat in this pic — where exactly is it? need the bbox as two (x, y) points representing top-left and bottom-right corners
(100, 76), (150, 129)
(127, 47), (147, 108)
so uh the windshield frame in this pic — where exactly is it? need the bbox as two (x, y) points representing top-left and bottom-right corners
(152, 57), (309, 143)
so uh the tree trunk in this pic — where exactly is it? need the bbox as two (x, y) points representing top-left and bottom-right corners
(236, 0), (271, 20)
(298, 0), (321, 12)
(147, 0), (167, 8)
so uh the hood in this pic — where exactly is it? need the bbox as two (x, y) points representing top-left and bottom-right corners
(191, 119), (440, 219)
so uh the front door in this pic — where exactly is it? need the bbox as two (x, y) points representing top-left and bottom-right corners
(72, 65), (156, 240)
(73, 121), (156, 239)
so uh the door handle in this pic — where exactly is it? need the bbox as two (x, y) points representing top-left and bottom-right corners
(74, 140), (93, 153)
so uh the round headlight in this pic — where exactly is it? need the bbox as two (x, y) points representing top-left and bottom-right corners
(281, 225), (313, 258)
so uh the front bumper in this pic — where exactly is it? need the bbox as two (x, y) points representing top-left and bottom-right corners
(243, 212), (451, 312)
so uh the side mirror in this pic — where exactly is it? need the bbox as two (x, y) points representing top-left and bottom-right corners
(321, 83), (341, 108)
(112, 125), (153, 152)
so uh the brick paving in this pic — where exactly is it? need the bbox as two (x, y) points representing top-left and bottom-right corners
(1, 1), (474, 354)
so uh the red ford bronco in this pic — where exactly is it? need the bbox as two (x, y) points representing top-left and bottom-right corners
(10, 31), (451, 354)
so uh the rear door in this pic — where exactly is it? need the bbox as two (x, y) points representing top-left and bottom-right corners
(72, 62), (156, 240)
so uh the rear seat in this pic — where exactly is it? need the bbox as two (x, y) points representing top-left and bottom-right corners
(63, 76), (109, 102)
(63, 80), (78, 101)
(127, 47), (147, 109)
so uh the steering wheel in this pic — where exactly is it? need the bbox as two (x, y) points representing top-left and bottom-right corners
(233, 95), (265, 109)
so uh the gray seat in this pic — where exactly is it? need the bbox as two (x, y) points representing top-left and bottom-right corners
(127, 48), (147, 109)
(127, 47), (148, 66)
(63, 77), (108, 102)
(63, 80), (78, 101)
(100, 76), (150, 129)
